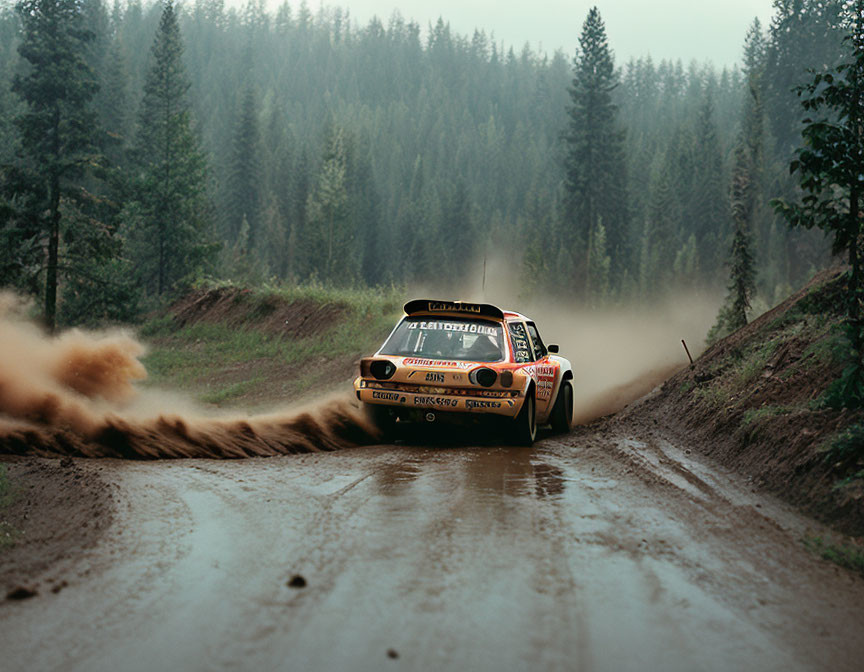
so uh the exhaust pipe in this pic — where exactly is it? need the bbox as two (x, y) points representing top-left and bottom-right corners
(425, 412), (436, 423)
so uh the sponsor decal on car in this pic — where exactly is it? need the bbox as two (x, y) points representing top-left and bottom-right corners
(413, 396), (459, 408)
(372, 391), (403, 402)
(534, 364), (557, 401)
(406, 320), (498, 337)
(466, 400), (502, 409)
(403, 358), (474, 369)
(427, 301), (482, 314)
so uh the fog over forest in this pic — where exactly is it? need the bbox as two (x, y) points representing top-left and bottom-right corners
(0, 0), (848, 332)
(280, 0), (777, 66)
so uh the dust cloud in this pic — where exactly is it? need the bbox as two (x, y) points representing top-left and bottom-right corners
(427, 251), (721, 424)
(0, 295), (377, 459)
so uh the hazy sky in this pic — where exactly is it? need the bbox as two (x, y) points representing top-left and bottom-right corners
(287, 1), (776, 68)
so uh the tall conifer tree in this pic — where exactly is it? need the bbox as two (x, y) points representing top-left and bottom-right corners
(691, 90), (727, 276)
(564, 6), (629, 294)
(7, 0), (99, 330)
(709, 143), (756, 342)
(226, 80), (262, 249)
(126, 0), (213, 295)
(305, 127), (352, 284)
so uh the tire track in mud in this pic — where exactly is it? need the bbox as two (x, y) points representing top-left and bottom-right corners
(555, 424), (864, 672)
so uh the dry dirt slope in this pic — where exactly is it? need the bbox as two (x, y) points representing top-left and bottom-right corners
(631, 268), (864, 535)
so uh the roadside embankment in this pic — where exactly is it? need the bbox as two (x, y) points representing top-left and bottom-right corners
(141, 283), (403, 409)
(630, 268), (864, 537)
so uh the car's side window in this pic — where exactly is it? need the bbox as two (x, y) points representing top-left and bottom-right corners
(508, 321), (533, 363)
(526, 322), (547, 360)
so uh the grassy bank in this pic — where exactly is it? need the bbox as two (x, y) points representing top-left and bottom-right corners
(139, 282), (404, 409)
(643, 269), (864, 536)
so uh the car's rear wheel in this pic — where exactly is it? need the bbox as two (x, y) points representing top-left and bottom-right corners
(550, 380), (574, 433)
(512, 393), (537, 446)
(363, 403), (396, 441)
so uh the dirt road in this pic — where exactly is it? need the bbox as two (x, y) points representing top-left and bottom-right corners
(3, 420), (864, 672)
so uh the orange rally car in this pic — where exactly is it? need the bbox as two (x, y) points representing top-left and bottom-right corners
(354, 299), (574, 445)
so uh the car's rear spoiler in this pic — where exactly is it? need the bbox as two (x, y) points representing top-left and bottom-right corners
(403, 299), (505, 320)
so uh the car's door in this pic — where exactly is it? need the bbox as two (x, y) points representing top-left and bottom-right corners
(507, 319), (551, 417)
(525, 321), (559, 416)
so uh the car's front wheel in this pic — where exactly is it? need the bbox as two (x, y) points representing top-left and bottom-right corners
(512, 393), (537, 446)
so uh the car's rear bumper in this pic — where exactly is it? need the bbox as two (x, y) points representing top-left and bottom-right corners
(355, 384), (523, 418)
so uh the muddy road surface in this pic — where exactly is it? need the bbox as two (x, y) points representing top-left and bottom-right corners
(3, 421), (864, 672)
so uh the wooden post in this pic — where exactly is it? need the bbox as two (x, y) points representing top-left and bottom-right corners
(681, 339), (694, 366)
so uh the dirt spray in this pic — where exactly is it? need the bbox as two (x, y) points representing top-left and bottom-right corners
(0, 295), (378, 459)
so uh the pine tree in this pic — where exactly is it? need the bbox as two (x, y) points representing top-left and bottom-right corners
(564, 6), (629, 295)
(7, 0), (100, 330)
(773, 0), (864, 406)
(710, 143), (757, 342)
(305, 127), (352, 284)
(226, 79), (262, 249)
(126, 0), (214, 295)
(440, 181), (474, 280)
(643, 163), (682, 293)
(98, 36), (132, 166)
(691, 89), (727, 277)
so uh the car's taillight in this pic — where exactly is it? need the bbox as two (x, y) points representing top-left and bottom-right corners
(370, 360), (396, 380)
(470, 367), (497, 387)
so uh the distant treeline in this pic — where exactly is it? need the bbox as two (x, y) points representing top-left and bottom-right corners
(0, 0), (848, 326)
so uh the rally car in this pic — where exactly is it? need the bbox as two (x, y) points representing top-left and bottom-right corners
(354, 299), (574, 445)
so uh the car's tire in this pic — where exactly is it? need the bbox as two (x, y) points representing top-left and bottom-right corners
(363, 403), (396, 441)
(550, 380), (574, 433)
(512, 393), (537, 446)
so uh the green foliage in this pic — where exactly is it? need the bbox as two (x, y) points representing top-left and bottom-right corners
(225, 79), (262, 248)
(773, 1), (864, 408)
(0, 0), (849, 309)
(741, 405), (792, 425)
(304, 127), (354, 284)
(804, 536), (864, 575)
(2, 0), (119, 330)
(124, 0), (215, 296)
(823, 327), (864, 409)
(141, 282), (402, 404)
(709, 143), (758, 344)
(564, 7), (629, 293)
(823, 421), (864, 473)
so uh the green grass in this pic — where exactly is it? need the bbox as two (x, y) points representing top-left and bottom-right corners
(139, 282), (404, 405)
(741, 405), (793, 425)
(804, 536), (864, 576)
(199, 377), (265, 405)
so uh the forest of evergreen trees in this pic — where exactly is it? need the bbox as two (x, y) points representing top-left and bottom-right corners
(0, 0), (851, 328)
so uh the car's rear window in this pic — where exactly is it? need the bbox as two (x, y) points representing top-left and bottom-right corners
(380, 317), (506, 362)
